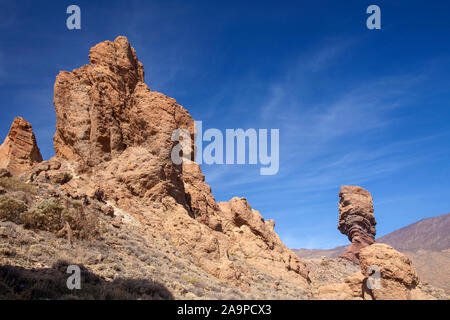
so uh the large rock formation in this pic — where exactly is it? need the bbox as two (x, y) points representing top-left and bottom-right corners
(50, 36), (310, 289)
(315, 244), (435, 300)
(0, 117), (43, 176)
(338, 185), (376, 263)
(314, 186), (436, 300)
(359, 243), (433, 300)
(300, 187), (446, 299)
(53, 36), (193, 207)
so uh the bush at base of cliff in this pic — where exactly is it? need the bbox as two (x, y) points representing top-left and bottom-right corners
(20, 199), (65, 232)
(0, 177), (35, 194)
(63, 200), (102, 240)
(19, 198), (101, 239)
(0, 195), (28, 224)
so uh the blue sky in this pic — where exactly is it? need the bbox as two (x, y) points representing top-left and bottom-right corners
(0, 0), (449, 249)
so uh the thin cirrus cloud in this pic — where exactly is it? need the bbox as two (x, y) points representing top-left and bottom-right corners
(204, 38), (431, 190)
(197, 37), (449, 248)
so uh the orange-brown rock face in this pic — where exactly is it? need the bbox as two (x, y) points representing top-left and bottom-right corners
(0, 117), (43, 176)
(316, 272), (367, 300)
(53, 36), (194, 207)
(312, 187), (436, 300)
(338, 185), (376, 264)
(218, 197), (310, 281)
(315, 243), (435, 300)
(51, 36), (310, 289)
(359, 244), (433, 300)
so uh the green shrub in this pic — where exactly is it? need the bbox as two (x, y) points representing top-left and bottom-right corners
(0, 196), (28, 223)
(0, 177), (35, 194)
(20, 199), (65, 232)
(20, 198), (101, 239)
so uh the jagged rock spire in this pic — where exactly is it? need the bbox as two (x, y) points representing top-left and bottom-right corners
(338, 185), (377, 263)
(0, 117), (43, 176)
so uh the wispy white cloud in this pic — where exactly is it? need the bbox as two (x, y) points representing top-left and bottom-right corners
(200, 36), (443, 202)
(193, 37), (450, 251)
(305, 37), (356, 72)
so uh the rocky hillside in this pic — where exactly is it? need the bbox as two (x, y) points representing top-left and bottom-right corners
(0, 36), (447, 300)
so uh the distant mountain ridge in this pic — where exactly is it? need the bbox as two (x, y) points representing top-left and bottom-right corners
(377, 213), (450, 251)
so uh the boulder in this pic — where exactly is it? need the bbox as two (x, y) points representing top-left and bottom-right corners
(359, 243), (433, 299)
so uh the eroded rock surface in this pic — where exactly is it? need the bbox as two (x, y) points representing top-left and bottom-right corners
(315, 272), (367, 300)
(338, 185), (376, 263)
(359, 243), (434, 299)
(312, 186), (440, 299)
(0, 117), (42, 176)
(314, 244), (437, 300)
(50, 36), (310, 289)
